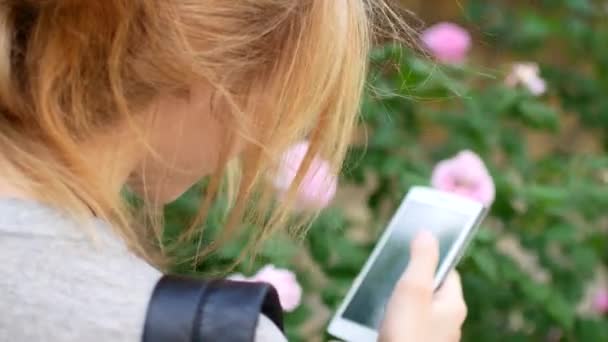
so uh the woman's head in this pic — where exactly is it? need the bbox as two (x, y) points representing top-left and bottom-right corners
(0, 0), (403, 264)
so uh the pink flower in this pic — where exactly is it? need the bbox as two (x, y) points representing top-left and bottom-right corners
(431, 150), (495, 206)
(229, 265), (303, 312)
(421, 22), (472, 64)
(592, 289), (608, 314)
(272, 141), (337, 210)
(505, 62), (547, 96)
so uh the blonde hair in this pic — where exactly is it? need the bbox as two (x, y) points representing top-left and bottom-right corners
(0, 0), (410, 267)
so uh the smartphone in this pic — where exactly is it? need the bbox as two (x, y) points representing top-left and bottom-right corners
(327, 186), (487, 342)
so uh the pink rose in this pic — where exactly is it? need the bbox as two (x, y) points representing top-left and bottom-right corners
(421, 22), (472, 64)
(229, 265), (303, 312)
(431, 150), (495, 206)
(505, 62), (547, 96)
(592, 289), (608, 314)
(272, 141), (337, 210)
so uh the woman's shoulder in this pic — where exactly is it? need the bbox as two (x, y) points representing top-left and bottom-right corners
(0, 199), (287, 341)
(0, 198), (162, 341)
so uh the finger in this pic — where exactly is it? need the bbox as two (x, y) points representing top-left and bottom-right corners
(394, 230), (439, 306)
(403, 230), (440, 284)
(451, 330), (462, 342)
(435, 271), (463, 300)
(435, 271), (467, 324)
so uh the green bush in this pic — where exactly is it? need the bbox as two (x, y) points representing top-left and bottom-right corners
(167, 1), (608, 341)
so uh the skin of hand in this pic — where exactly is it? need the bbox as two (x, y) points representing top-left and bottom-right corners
(379, 231), (468, 342)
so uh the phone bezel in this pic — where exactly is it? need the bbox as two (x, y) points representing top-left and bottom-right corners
(327, 186), (486, 342)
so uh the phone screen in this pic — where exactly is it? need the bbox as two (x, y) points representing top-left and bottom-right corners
(341, 200), (472, 329)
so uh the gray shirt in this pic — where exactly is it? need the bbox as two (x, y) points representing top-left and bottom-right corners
(0, 199), (285, 341)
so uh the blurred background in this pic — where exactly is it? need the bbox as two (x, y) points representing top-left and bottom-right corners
(166, 0), (608, 341)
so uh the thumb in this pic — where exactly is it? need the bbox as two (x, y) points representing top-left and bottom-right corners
(380, 230), (440, 341)
(381, 231), (439, 341)
(395, 230), (440, 306)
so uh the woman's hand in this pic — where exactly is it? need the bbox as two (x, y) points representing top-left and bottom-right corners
(379, 231), (467, 342)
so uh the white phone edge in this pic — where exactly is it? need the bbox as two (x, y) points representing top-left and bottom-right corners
(327, 186), (487, 342)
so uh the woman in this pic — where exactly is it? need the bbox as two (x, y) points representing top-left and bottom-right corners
(0, 1), (466, 341)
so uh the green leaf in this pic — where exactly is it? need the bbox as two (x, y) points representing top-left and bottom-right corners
(470, 248), (499, 283)
(475, 228), (497, 244)
(519, 13), (552, 43)
(523, 185), (568, 206)
(544, 224), (577, 244)
(546, 292), (575, 330)
(576, 318), (608, 341)
(493, 87), (524, 115)
(565, 0), (593, 14)
(519, 280), (550, 302)
(517, 101), (559, 130)
(259, 236), (299, 262)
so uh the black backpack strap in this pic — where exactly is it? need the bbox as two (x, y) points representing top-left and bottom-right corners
(143, 275), (284, 342)
(143, 276), (209, 342)
(195, 280), (284, 341)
